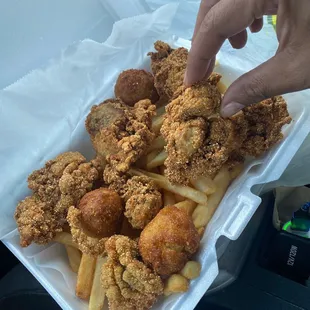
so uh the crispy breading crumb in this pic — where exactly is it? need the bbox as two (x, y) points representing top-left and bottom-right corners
(15, 152), (101, 247)
(101, 235), (163, 310)
(161, 80), (247, 184)
(241, 96), (292, 157)
(123, 176), (162, 229)
(67, 206), (107, 256)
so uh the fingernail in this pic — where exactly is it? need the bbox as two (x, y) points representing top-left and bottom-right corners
(221, 102), (245, 117)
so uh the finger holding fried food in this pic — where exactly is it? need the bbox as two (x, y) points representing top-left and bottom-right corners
(76, 254), (97, 300)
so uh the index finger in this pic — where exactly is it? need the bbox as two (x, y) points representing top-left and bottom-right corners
(192, 0), (220, 42)
(185, 0), (262, 86)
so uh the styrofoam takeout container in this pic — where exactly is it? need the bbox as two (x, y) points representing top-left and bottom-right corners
(1, 2), (310, 310)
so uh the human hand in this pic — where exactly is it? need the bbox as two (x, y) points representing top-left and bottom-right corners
(185, 0), (310, 117)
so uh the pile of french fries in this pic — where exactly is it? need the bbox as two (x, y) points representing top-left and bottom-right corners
(51, 80), (243, 308)
(53, 232), (107, 310)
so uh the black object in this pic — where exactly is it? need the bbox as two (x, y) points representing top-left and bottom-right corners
(259, 231), (310, 285)
(197, 193), (310, 310)
(0, 243), (60, 310)
(0, 242), (19, 279)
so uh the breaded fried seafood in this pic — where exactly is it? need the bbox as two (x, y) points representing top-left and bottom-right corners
(241, 96), (292, 157)
(15, 152), (100, 247)
(123, 176), (162, 230)
(148, 41), (187, 100)
(101, 235), (164, 310)
(86, 98), (156, 173)
(161, 78), (247, 184)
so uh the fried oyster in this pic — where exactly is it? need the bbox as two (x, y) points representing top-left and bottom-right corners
(161, 78), (248, 184)
(15, 152), (100, 247)
(101, 235), (164, 310)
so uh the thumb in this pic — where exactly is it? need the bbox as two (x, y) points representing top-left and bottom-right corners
(220, 51), (307, 117)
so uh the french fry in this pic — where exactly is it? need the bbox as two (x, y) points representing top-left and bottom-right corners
(129, 168), (208, 205)
(146, 149), (161, 165)
(148, 136), (166, 152)
(156, 105), (166, 117)
(215, 59), (219, 66)
(152, 114), (164, 135)
(192, 167), (231, 228)
(163, 190), (176, 206)
(175, 200), (197, 216)
(230, 163), (244, 180)
(146, 150), (168, 170)
(217, 81), (227, 94)
(76, 254), (97, 300)
(197, 226), (205, 239)
(191, 175), (216, 195)
(89, 256), (107, 310)
(164, 274), (189, 296)
(174, 194), (185, 202)
(65, 245), (82, 273)
(180, 261), (201, 280)
(53, 232), (78, 248)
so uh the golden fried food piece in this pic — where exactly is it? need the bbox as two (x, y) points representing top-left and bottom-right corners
(241, 96), (292, 157)
(101, 235), (164, 310)
(15, 197), (61, 247)
(115, 69), (159, 106)
(139, 206), (200, 276)
(123, 176), (162, 230)
(15, 152), (101, 247)
(79, 188), (123, 238)
(28, 152), (85, 206)
(166, 75), (222, 121)
(55, 160), (101, 218)
(148, 41), (173, 74)
(161, 80), (248, 184)
(149, 42), (188, 100)
(86, 99), (156, 173)
(67, 206), (107, 256)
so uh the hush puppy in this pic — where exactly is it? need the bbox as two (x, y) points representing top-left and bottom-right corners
(139, 206), (200, 276)
(115, 69), (159, 106)
(78, 188), (123, 238)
